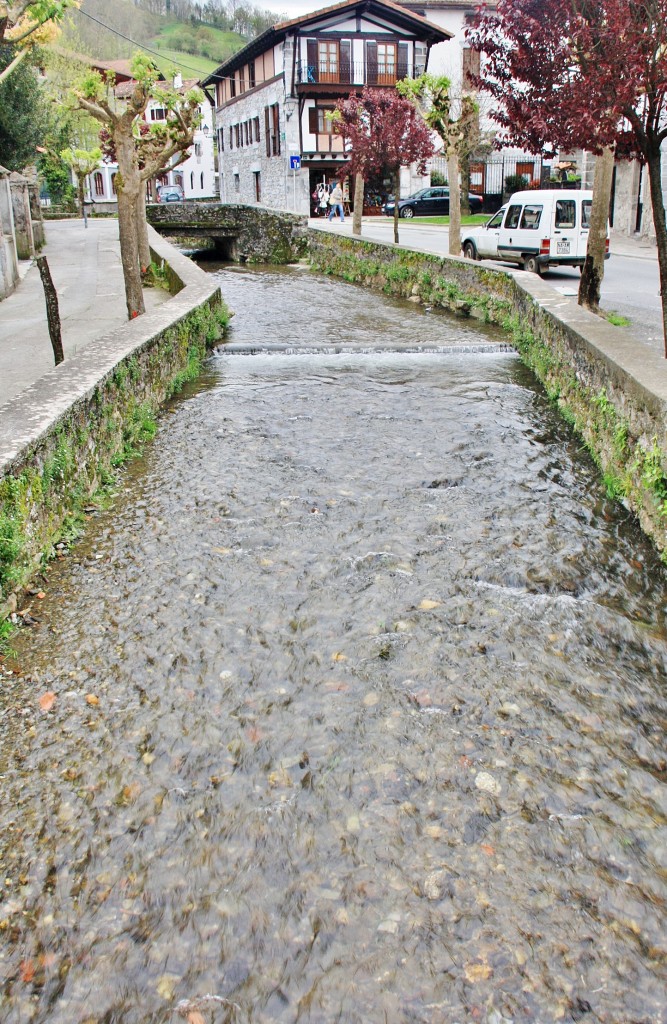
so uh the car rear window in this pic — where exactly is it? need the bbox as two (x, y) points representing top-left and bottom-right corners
(582, 200), (592, 228)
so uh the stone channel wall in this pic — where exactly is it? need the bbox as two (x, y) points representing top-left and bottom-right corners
(0, 230), (229, 617)
(308, 228), (667, 558)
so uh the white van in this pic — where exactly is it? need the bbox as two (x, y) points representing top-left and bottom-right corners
(461, 189), (609, 275)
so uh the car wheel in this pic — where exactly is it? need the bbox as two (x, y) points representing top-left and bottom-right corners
(400, 206), (414, 218)
(463, 241), (478, 261)
(523, 255), (543, 275)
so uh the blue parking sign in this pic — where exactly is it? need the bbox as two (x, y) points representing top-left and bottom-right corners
(290, 155), (301, 170)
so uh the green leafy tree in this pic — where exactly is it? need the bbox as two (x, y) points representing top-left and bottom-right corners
(0, 42), (48, 169)
(0, 0), (80, 83)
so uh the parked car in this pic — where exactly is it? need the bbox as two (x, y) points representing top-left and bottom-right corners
(461, 189), (606, 274)
(383, 186), (484, 218)
(156, 184), (185, 203)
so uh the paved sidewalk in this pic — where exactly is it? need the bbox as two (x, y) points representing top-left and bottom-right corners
(0, 219), (167, 409)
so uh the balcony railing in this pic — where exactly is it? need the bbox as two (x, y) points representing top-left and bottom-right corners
(296, 60), (422, 87)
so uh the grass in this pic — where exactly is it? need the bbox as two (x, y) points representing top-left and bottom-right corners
(150, 48), (218, 79)
(604, 310), (631, 327)
(376, 214), (491, 227)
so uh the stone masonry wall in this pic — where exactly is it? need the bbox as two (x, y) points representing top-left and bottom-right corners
(308, 228), (667, 558)
(0, 230), (229, 616)
(217, 80), (289, 209)
(148, 203), (309, 263)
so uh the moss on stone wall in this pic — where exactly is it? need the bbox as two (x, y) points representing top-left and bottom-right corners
(308, 229), (667, 559)
(0, 299), (230, 611)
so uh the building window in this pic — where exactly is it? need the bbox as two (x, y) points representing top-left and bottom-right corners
(317, 106), (334, 133)
(93, 171), (104, 196)
(201, 172), (204, 189)
(235, 124), (240, 148)
(110, 173), (117, 195)
(218, 127), (224, 153)
(248, 60), (256, 89)
(234, 173), (240, 192)
(194, 141), (203, 157)
(264, 103), (280, 156)
(230, 77), (236, 98)
(245, 121), (250, 145)
(150, 107), (167, 121)
(318, 40), (339, 82)
(254, 171), (261, 202)
(229, 125), (233, 149)
(377, 42), (397, 84)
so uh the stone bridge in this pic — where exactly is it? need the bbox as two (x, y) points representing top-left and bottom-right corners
(147, 202), (309, 264)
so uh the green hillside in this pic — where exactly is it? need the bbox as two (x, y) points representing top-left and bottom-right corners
(151, 48), (218, 80)
(151, 21), (246, 74)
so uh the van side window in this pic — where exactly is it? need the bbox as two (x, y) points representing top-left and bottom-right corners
(555, 200), (576, 228)
(519, 205), (542, 229)
(505, 204), (522, 229)
(582, 200), (592, 228)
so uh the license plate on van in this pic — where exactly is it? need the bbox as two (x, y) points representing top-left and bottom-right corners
(557, 239), (571, 254)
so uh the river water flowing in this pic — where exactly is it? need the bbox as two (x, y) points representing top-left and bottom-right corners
(1, 266), (666, 1024)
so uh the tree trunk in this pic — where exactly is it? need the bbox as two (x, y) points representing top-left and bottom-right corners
(117, 189), (145, 319)
(352, 172), (364, 237)
(447, 150), (461, 256)
(460, 152), (471, 216)
(645, 135), (667, 358)
(578, 146), (614, 313)
(136, 192), (151, 274)
(393, 168), (400, 244)
(36, 256), (64, 365)
(114, 129), (146, 319)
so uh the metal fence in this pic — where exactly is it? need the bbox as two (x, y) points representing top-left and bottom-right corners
(430, 154), (549, 202)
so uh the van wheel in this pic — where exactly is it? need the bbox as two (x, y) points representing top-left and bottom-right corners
(463, 241), (478, 261)
(523, 255), (543, 275)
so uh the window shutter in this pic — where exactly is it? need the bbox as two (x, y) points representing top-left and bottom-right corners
(265, 106), (271, 156)
(307, 39), (318, 82)
(273, 103), (281, 156)
(397, 41), (408, 80)
(462, 47), (480, 87)
(339, 40), (351, 83)
(309, 106), (318, 133)
(366, 41), (377, 85)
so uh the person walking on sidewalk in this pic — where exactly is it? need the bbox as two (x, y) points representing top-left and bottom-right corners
(328, 182), (345, 223)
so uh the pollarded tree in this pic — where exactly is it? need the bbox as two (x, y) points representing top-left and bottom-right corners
(0, 0), (79, 83)
(467, 0), (667, 352)
(61, 145), (101, 215)
(398, 74), (480, 256)
(72, 54), (202, 319)
(331, 87), (434, 244)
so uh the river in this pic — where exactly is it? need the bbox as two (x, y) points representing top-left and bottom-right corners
(1, 265), (665, 1023)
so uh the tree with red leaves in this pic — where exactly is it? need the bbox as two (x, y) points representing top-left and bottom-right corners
(468, 0), (667, 354)
(331, 87), (434, 244)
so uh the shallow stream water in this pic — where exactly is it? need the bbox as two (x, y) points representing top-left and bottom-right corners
(1, 266), (666, 1023)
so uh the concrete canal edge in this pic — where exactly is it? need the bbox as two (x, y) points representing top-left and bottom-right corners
(0, 227), (229, 622)
(308, 229), (667, 560)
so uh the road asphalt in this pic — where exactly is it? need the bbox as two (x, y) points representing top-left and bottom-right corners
(0, 215), (661, 412)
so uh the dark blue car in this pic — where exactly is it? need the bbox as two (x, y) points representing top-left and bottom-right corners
(383, 186), (484, 218)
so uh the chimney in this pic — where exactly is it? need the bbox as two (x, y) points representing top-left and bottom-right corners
(173, 72), (182, 90)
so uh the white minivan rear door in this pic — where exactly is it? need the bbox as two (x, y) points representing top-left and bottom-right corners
(579, 198), (592, 259)
(552, 197), (579, 260)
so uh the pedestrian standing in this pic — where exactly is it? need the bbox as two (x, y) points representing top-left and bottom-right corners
(327, 182), (345, 223)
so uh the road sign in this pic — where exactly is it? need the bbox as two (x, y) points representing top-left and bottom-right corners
(290, 155), (301, 171)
